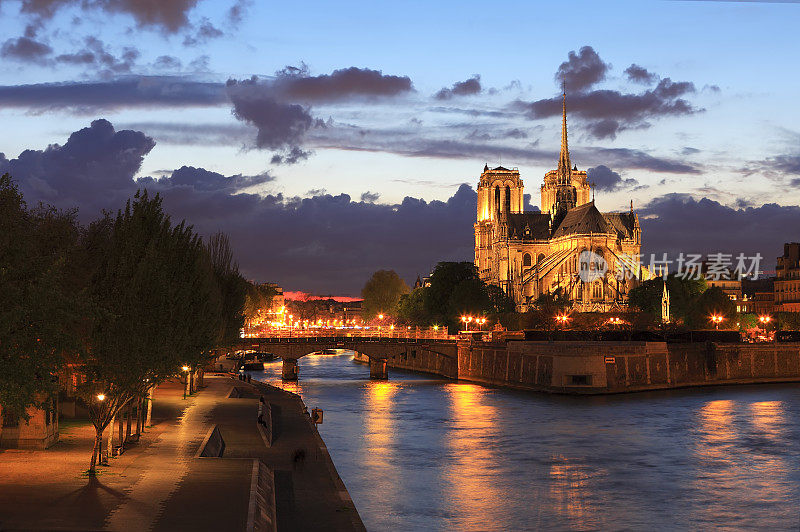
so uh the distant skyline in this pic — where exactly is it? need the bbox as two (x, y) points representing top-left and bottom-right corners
(1, 0), (799, 294)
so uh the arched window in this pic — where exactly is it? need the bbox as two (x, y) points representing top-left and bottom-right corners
(494, 186), (500, 216)
(504, 185), (511, 213)
(593, 281), (603, 300)
(537, 253), (545, 265)
(523, 253), (532, 267)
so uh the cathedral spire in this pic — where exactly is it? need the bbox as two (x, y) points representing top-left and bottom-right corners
(557, 84), (571, 184)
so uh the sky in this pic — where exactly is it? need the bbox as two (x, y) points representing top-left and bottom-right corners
(1, 0), (799, 295)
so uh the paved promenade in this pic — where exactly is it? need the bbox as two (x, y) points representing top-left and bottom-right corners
(0, 374), (364, 531)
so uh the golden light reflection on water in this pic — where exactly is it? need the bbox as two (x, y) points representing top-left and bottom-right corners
(362, 381), (400, 469)
(548, 455), (601, 529)
(692, 398), (790, 526)
(444, 383), (502, 531)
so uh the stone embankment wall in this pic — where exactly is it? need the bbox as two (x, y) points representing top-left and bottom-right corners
(457, 340), (800, 394)
(353, 346), (458, 379)
(360, 340), (800, 394)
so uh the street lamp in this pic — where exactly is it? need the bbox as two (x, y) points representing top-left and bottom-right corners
(555, 314), (570, 327)
(710, 315), (724, 330)
(96, 393), (106, 402)
(461, 315), (470, 331)
(182, 365), (190, 399)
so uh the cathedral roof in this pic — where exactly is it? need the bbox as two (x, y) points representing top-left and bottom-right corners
(552, 202), (610, 237)
(604, 212), (637, 239)
(551, 202), (638, 239)
(490, 166), (514, 172)
(506, 212), (551, 240)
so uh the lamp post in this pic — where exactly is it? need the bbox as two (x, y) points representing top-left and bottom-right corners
(758, 315), (772, 340)
(461, 316), (470, 331)
(710, 315), (724, 330)
(182, 365), (190, 399)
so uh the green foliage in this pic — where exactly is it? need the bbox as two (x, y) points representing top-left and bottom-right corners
(519, 288), (572, 330)
(417, 261), (515, 332)
(244, 282), (280, 321)
(361, 269), (410, 320)
(775, 312), (800, 331)
(738, 313), (758, 330)
(396, 288), (429, 326)
(685, 286), (737, 329)
(628, 274), (706, 322)
(205, 232), (247, 346)
(0, 174), (83, 420)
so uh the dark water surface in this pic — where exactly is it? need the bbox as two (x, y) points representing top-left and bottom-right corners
(250, 353), (800, 531)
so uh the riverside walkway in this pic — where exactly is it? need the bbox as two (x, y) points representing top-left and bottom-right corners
(0, 374), (364, 531)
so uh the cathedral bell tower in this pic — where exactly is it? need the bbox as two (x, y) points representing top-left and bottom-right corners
(474, 164), (524, 282)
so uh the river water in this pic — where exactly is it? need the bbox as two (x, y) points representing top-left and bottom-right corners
(250, 352), (800, 531)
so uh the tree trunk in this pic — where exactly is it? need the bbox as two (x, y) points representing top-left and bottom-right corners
(0, 404), (4, 444)
(118, 410), (124, 449)
(89, 428), (103, 474)
(107, 414), (115, 458)
(135, 397), (142, 436)
(125, 403), (132, 442)
(190, 371), (195, 395)
(146, 386), (154, 426)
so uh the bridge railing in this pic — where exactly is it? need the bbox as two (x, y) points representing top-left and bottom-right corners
(241, 326), (456, 342)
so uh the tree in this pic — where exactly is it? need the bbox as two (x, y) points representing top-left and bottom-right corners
(0, 174), (82, 441)
(628, 274), (706, 323)
(685, 286), (737, 329)
(361, 270), (410, 320)
(206, 232), (247, 345)
(519, 288), (572, 330)
(421, 261), (514, 332)
(82, 190), (222, 473)
(396, 288), (429, 326)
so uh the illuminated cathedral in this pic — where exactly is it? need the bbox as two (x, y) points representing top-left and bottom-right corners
(474, 93), (648, 312)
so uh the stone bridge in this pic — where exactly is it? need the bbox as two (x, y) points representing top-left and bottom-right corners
(235, 337), (458, 380)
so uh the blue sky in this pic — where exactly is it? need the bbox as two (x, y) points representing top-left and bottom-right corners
(1, 0), (799, 293)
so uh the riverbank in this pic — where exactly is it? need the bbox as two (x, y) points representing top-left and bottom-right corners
(0, 374), (364, 531)
(354, 340), (800, 395)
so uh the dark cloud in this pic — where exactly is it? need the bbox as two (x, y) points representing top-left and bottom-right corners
(624, 64), (658, 85)
(18, 0), (200, 32)
(154, 55), (182, 70)
(226, 78), (316, 150)
(587, 147), (700, 174)
(516, 77), (700, 139)
(0, 76), (227, 112)
(183, 17), (223, 46)
(641, 194), (800, 268)
(137, 165), (273, 192)
(761, 154), (800, 176)
(681, 146), (700, 156)
(55, 37), (139, 75)
(791, 178), (800, 187)
(270, 146), (311, 165)
(360, 191), (380, 203)
(228, 0), (252, 25)
(586, 165), (638, 191)
(0, 118), (154, 214)
(0, 36), (53, 64)
(270, 64), (414, 103)
(556, 46), (609, 93)
(435, 75), (481, 100)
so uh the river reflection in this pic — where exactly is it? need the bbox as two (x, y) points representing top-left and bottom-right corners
(250, 353), (800, 531)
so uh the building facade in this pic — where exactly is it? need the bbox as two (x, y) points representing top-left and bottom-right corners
(474, 93), (646, 312)
(775, 243), (800, 312)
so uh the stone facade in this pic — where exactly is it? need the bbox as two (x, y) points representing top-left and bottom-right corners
(775, 242), (800, 312)
(474, 93), (647, 312)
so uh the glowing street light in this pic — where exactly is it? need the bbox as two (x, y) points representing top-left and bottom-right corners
(555, 314), (570, 327)
(96, 393), (106, 402)
(182, 365), (190, 399)
(710, 315), (724, 330)
(758, 315), (772, 325)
